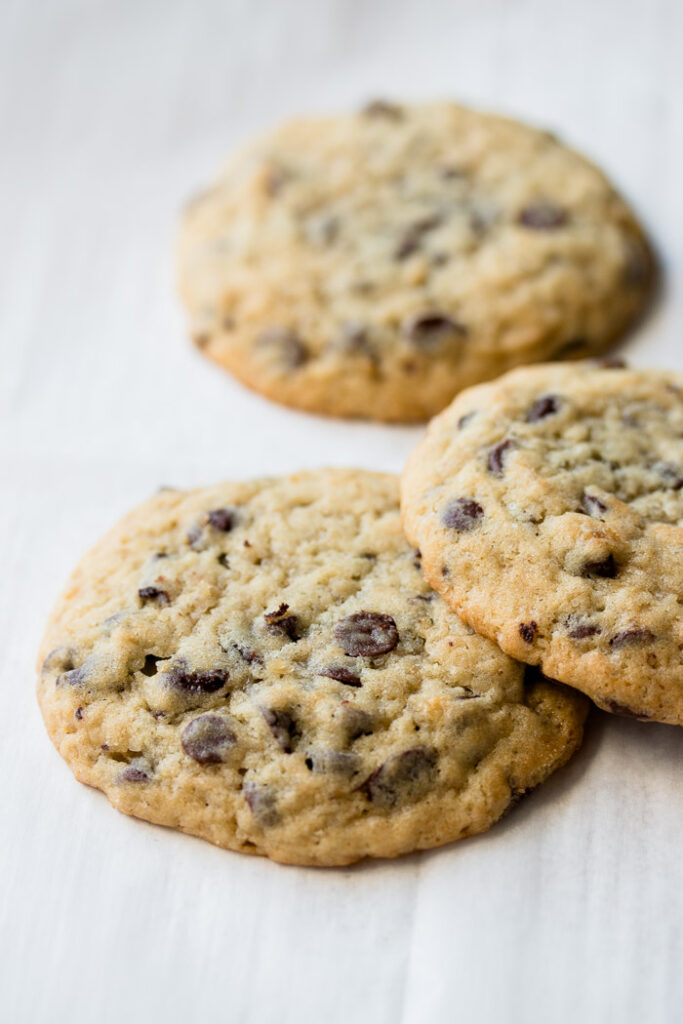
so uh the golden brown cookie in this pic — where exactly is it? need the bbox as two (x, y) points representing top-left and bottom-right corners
(37, 470), (587, 865)
(402, 363), (683, 725)
(179, 101), (654, 422)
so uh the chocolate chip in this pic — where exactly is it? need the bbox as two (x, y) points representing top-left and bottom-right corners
(362, 747), (438, 808)
(338, 702), (374, 742)
(457, 411), (476, 430)
(42, 646), (76, 674)
(402, 313), (467, 347)
(526, 394), (561, 422)
(442, 498), (484, 532)
(581, 554), (618, 579)
(243, 782), (280, 827)
(568, 623), (601, 639)
(217, 553), (230, 568)
(141, 655), (161, 677)
(395, 215), (442, 260)
(582, 492), (608, 516)
(305, 749), (361, 776)
(321, 666), (362, 686)
(487, 438), (516, 476)
(334, 612), (399, 657)
(264, 603), (301, 642)
(56, 666), (87, 687)
(519, 621), (538, 643)
(163, 662), (228, 695)
(75, 707), (83, 720)
(260, 707), (300, 753)
(207, 508), (236, 532)
(138, 586), (170, 605)
(255, 327), (308, 368)
(186, 524), (203, 547)
(654, 462), (683, 490)
(117, 766), (149, 783)
(610, 628), (655, 649)
(603, 699), (650, 720)
(235, 645), (263, 666)
(182, 715), (236, 764)
(518, 202), (567, 230)
(361, 99), (404, 119)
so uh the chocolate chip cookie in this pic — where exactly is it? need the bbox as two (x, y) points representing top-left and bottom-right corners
(37, 470), (587, 865)
(178, 101), (654, 422)
(401, 364), (683, 724)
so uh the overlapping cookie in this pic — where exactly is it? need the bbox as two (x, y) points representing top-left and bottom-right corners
(37, 470), (587, 865)
(401, 363), (683, 724)
(178, 101), (654, 421)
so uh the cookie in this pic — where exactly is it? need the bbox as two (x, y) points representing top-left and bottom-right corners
(178, 100), (654, 422)
(37, 470), (587, 866)
(401, 363), (683, 725)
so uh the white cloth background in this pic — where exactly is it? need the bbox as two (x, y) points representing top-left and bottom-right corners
(2, 1), (681, 1021)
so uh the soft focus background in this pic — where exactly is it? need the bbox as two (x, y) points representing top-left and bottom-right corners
(2, 2), (681, 1021)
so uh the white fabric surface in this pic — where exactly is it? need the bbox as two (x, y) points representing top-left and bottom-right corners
(2, 1), (682, 1021)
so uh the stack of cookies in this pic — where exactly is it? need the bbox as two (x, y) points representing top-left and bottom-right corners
(38, 102), (679, 868)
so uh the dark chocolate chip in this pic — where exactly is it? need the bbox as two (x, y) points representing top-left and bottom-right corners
(75, 707), (83, 720)
(654, 462), (683, 490)
(260, 707), (300, 753)
(264, 603), (301, 642)
(395, 215), (442, 260)
(582, 492), (608, 516)
(207, 508), (236, 532)
(338, 702), (374, 742)
(442, 498), (484, 532)
(321, 665), (362, 687)
(163, 662), (228, 695)
(334, 612), (399, 657)
(568, 623), (601, 640)
(181, 715), (236, 764)
(255, 327), (308, 368)
(138, 586), (170, 605)
(362, 746), (438, 808)
(581, 554), (618, 579)
(235, 645), (264, 666)
(487, 438), (517, 476)
(243, 782), (280, 827)
(603, 699), (650, 720)
(186, 524), (203, 547)
(526, 394), (561, 422)
(610, 628), (655, 649)
(42, 646), (76, 674)
(457, 411), (476, 430)
(141, 655), (162, 677)
(117, 766), (149, 783)
(518, 621), (538, 644)
(305, 749), (361, 776)
(518, 202), (567, 230)
(361, 99), (404, 119)
(217, 553), (230, 568)
(56, 666), (87, 687)
(402, 313), (467, 347)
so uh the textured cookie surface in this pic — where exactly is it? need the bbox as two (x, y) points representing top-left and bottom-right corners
(179, 100), (654, 422)
(37, 470), (586, 866)
(402, 364), (683, 724)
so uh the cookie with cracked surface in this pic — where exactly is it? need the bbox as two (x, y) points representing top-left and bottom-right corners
(178, 100), (655, 422)
(401, 363), (683, 725)
(37, 470), (587, 866)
